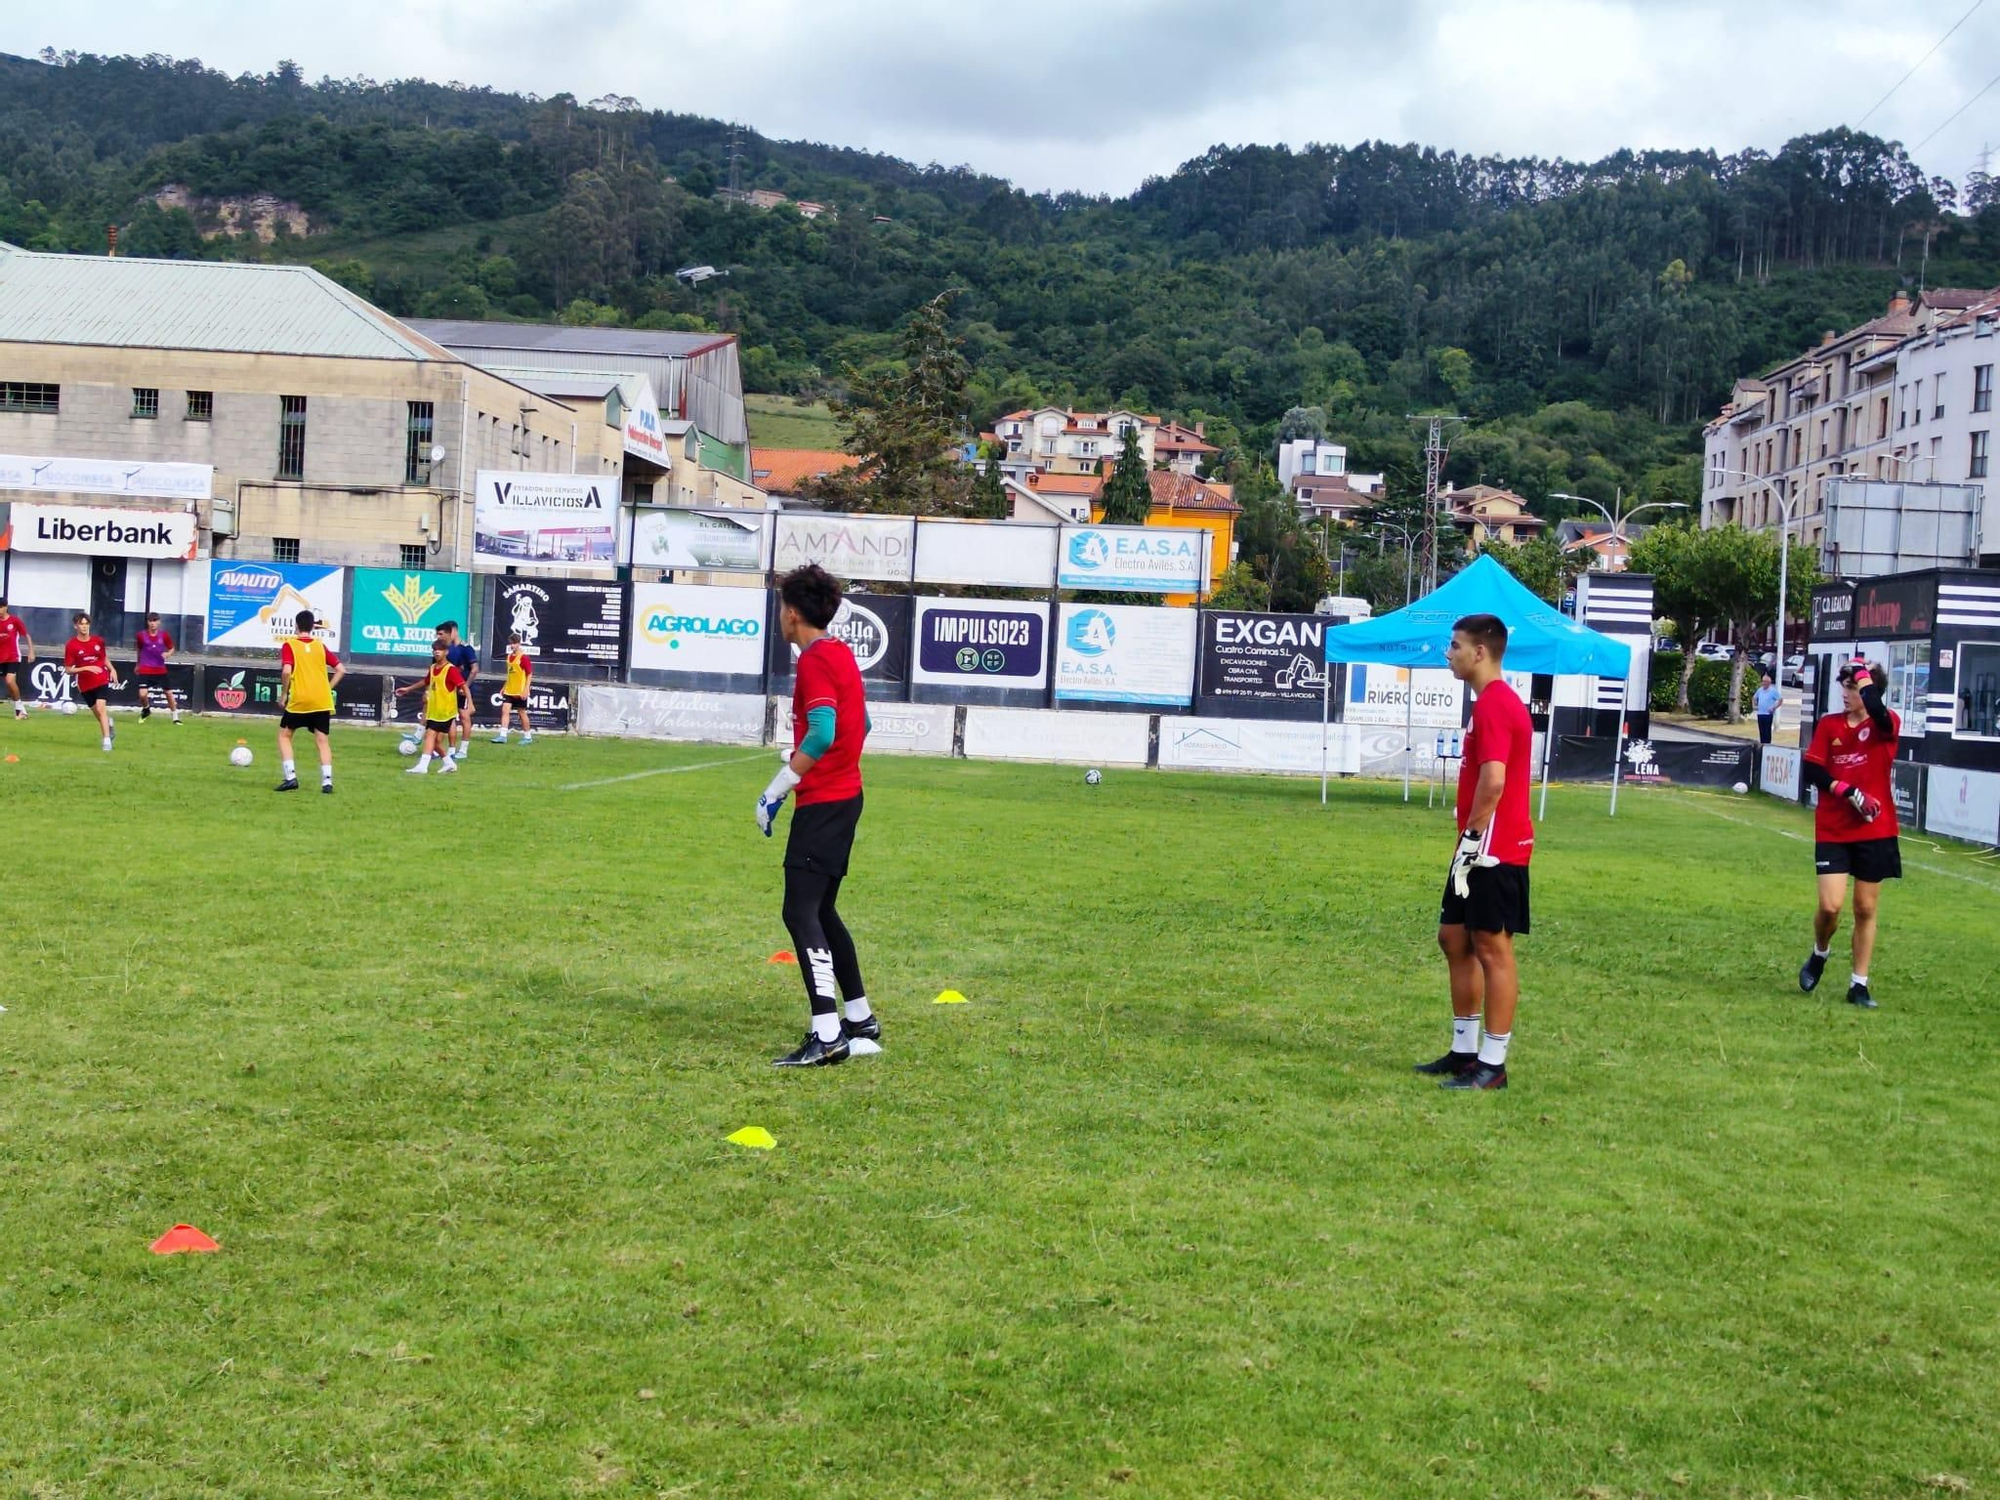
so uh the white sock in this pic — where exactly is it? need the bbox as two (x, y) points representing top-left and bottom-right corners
(812, 1012), (842, 1042)
(1451, 1014), (1479, 1054)
(1813, 944), (1830, 958)
(1478, 1030), (1511, 1068)
(845, 997), (872, 1023)
(321, 765), (333, 786)
(416, 753), (432, 769)
(282, 758), (296, 778)
(1850, 973), (1868, 989)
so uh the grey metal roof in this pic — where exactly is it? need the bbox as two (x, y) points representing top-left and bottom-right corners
(408, 318), (735, 359)
(482, 366), (632, 401)
(0, 243), (454, 361)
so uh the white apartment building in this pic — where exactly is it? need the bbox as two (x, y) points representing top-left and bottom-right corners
(992, 407), (1157, 476)
(1702, 289), (1998, 563)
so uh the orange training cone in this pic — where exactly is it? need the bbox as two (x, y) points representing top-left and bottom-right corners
(768, 950), (797, 965)
(150, 1224), (220, 1254)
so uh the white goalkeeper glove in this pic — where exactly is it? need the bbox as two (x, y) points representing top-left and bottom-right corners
(756, 764), (801, 837)
(1449, 827), (1498, 899)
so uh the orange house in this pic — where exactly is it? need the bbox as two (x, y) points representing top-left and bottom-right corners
(1090, 470), (1240, 605)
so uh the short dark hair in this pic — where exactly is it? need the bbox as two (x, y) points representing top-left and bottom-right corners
(73, 612), (90, 625)
(145, 611), (160, 622)
(295, 609), (315, 633)
(439, 620), (459, 634)
(508, 632), (522, 645)
(779, 563), (843, 629)
(1452, 613), (1508, 659)
(431, 638), (449, 652)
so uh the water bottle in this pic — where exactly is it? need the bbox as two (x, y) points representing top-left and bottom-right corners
(1434, 730), (1446, 759)
(1450, 730), (1462, 759)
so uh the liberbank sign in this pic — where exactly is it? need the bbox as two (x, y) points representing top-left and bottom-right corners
(0, 502), (200, 559)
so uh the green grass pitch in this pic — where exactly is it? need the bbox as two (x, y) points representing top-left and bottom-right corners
(1, 712), (1995, 1498)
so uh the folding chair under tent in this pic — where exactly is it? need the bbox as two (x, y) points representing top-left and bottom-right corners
(1317, 555), (1636, 816)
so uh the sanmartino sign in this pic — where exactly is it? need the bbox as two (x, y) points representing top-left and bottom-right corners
(1853, 575), (1936, 637)
(1198, 610), (1328, 720)
(1811, 582), (1855, 641)
(771, 593), (911, 685)
(490, 578), (624, 669)
(913, 598), (1048, 688)
(3, 502), (200, 559)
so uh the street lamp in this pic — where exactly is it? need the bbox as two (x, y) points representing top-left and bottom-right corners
(1709, 465), (1804, 736)
(1369, 521), (1415, 604)
(1548, 490), (1687, 556)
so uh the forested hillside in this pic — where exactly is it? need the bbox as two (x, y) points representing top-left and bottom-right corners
(7, 48), (2000, 514)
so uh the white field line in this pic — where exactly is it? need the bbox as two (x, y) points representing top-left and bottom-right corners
(1680, 797), (2000, 893)
(560, 752), (770, 792)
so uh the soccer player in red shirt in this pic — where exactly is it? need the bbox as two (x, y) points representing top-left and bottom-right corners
(1417, 613), (1535, 1091)
(755, 563), (876, 1068)
(62, 612), (120, 752)
(0, 597), (32, 720)
(1798, 658), (1900, 1009)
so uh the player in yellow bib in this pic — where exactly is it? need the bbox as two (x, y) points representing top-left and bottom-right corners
(276, 609), (344, 794)
(491, 632), (535, 744)
(394, 639), (465, 775)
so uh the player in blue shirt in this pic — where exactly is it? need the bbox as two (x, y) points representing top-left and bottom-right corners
(438, 621), (479, 761)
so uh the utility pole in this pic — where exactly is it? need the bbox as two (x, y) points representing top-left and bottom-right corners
(725, 124), (744, 207)
(1408, 414), (1465, 595)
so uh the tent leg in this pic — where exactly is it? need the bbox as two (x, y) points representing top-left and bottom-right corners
(1538, 686), (1556, 822)
(1609, 715), (1627, 817)
(1320, 666), (1330, 806)
(1402, 677), (1413, 803)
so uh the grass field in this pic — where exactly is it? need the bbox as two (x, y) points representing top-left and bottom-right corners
(2, 714), (1996, 1499)
(745, 394), (843, 451)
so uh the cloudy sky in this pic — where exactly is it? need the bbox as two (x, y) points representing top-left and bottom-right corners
(10, 0), (2000, 196)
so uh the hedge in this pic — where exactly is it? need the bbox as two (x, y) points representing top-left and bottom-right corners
(1649, 652), (1761, 718)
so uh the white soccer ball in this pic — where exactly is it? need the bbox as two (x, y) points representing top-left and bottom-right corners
(1084, 767), (1102, 786)
(398, 735), (420, 757)
(61, 701), (78, 716)
(1732, 781), (1749, 795)
(229, 746), (253, 768)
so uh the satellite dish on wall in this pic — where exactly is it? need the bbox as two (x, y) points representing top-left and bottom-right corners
(429, 445), (446, 464)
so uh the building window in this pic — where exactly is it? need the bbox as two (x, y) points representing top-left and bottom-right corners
(0, 381), (59, 413)
(1934, 377), (1945, 421)
(131, 387), (159, 419)
(405, 401), (435, 483)
(1977, 365), (1994, 413)
(1883, 640), (1929, 731)
(1957, 641), (2000, 739)
(186, 390), (212, 421)
(400, 543), (427, 570)
(1972, 431), (1989, 479)
(272, 537), (301, 563)
(277, 395), (307, 479)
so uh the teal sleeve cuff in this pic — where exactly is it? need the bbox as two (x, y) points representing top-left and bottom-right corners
(800, 705), (836, 759)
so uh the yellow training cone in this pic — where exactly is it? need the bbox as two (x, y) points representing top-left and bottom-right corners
(933, 989), (968, 1005)
(727, 1126), (776, 1150)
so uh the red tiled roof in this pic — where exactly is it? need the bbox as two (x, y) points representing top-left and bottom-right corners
(1154, 421), (1218, 454)
(1024, 472), (1104, 496)
(751, 447), (861, 493)
(1146, 470), (1239, 514)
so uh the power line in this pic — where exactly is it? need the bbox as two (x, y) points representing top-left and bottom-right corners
(1857, 0), (1984, 126)
(1915, 65), (2000, 151)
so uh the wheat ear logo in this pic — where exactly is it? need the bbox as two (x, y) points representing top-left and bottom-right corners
(383, 574), (441, 626)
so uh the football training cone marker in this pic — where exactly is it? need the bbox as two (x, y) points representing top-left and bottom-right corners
(727, 1126), (776, 1150)
(767, 950), (797, 965)
(3, 755), (17, 763)
(150, 1224), (220, 1254)
(933, 989), (968, 1005)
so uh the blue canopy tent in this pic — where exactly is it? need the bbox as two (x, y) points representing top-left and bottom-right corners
(1317, 555), (1636, 814)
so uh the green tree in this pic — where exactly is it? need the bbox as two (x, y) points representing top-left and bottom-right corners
(827, 290), (973, 516)
(972, 454), (1009, 519)
(1479, 535), (1588, 605)
(1628, 522), (1711, 712)
(1694, 524), (1820, 720)
(1205, 560), (1270, 610)
(1099, 423), (1152, 525)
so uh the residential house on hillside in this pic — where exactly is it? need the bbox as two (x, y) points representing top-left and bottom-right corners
(750, 447), (860, 503)
(1277, 435), (1387, 520)
(993, 407), (1157, 476)
(1153, 420), (1219, 475)
(1555, 518), (1644, 571)
(1447, 484), (1546, 546)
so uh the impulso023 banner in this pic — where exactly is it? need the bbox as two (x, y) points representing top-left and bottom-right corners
(1197, 611), (1328, 718)
(913, 598), (1049, 690)
(1054, 603), (1198, 706)
(628, 582), (767, 676)
(202, 561), (344, 650)
(348, 568), (471, 658)
(769, 594), (911, 686)
(473, 471), (617, 570)
(490, 577), (625, 670)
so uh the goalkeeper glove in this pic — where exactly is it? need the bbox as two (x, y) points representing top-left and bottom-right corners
(1845, 658), (1874, 690)
(1449, 827), (1497, 899)
(756, 765), (800, 837)
(1829, 779), (1881, 822)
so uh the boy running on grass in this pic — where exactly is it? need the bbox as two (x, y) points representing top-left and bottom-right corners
(277, 610), (343, 793)
(491, 632), (535, 744)
(0, 598), (32, 720)
(1798, 658), (1901, 1009)
(756, 563), (877, 1068)
(62, 613), (119, 752)
(397, 640), (465, 775)
(1417, 612), (1535, 1092)
(134, 612), (182, 723)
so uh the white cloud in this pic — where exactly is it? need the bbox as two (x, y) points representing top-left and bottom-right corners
(11, 0), (2000, 194)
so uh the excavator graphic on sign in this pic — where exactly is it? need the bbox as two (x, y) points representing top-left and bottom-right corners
(1273, 652), (1326, 692)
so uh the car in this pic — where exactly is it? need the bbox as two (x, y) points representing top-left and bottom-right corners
(1784, 653), (1805, 686)
(1694, 641), (1734, 662)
